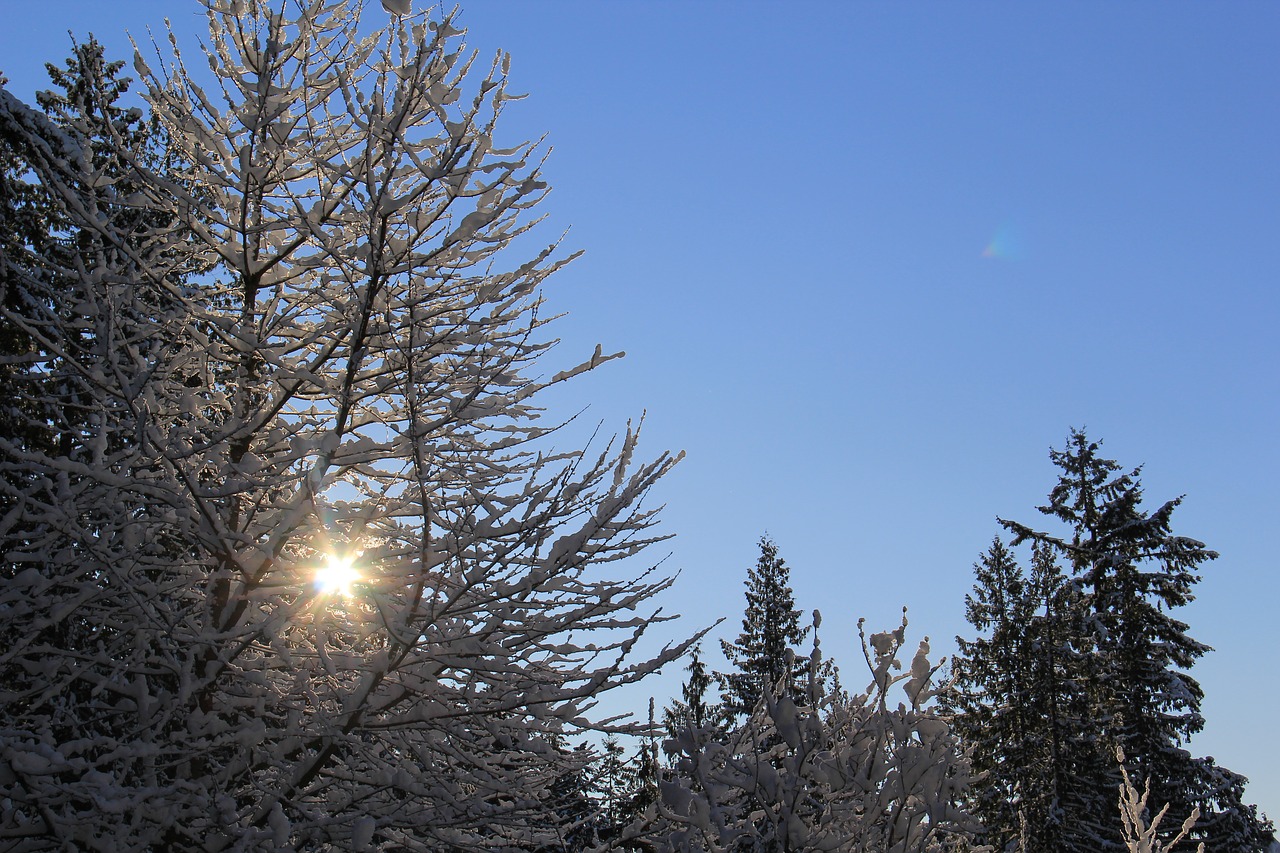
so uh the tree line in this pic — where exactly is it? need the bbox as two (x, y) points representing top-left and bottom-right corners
(635, 431), (1274, 852)
(0, 3), (1274, 850)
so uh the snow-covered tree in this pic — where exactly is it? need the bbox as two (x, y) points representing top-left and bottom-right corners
(584, 735), (659, 849)
(719, 536), (809, 720)
(992, 430), (1275, 852)
(946, 539), (1037, 849)
(0, 2), (694, 848)
(0, 79), (54, 483)
(2, 36), (181, 479)
(652, 612), (987, 853)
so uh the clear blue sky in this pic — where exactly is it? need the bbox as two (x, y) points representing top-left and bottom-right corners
(3, 0), (1277, 822)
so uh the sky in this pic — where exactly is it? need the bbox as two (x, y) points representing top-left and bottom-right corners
(3, 0), (1278, 823)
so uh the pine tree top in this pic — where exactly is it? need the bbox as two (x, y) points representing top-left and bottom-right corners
(718, 535), (810, 719)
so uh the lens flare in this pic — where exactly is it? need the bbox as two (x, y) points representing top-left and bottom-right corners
(982, 223), (1022, 260)
(315, 554), (361, 596)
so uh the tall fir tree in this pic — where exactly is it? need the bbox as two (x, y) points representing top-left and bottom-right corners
(718, 535), (809, 720)
(663, 643), (725, 745)
(947, 539), (1107, 852)
(1021, 542), (1109, 850)
(586, 736), (656, 848)
(19, 37), (200, 461)
(0, 77), (56, 484)
(982, 429), (1275, 852)
(0, 37), (146, 474)
(2, 42), (207, 775)
(947, 538), (1034, 849)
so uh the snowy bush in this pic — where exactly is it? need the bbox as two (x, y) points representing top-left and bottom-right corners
(644, 612), (987, 853)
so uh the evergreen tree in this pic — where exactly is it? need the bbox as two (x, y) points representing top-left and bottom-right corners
(0, 36), (150, 471)
(603, 701), (664, 852)
(947, 538), (1035, 848)
(15, 37), (199, 462)
(718, 535), (809, 720)
(1021, 542), (1110, 850)
(535, 742), (599, 853)
(947, 540), (1105, 852)
(589, 736), (653, 847)
(0, 77), (56, 466)
(962, 432), (1274, 850)
(1, 37), (213, 787)
(664, 643), (726, 744)
(629, 705), (662, 821)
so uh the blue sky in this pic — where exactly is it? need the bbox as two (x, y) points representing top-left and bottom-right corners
(3, 0), (1278, 822)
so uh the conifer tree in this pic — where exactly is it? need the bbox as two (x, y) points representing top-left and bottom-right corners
(718, 535), (809, 720)
(599, 702), (664, 852)
(0, 78), (54, 474)
(1, 37), (167, 470)
(947, 538), (1035, 847)
(1022, 543), (1110, 850)
(664, 643), (725, 744)
(629, 712), (662, 821)
(968, 429), (1276, 852)
(947, 540), (1105, 852)
(1, 38), (207, 748)
(587, 735), (658, 847)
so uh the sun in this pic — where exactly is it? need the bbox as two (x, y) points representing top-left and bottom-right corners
(315, 554), (361, 596)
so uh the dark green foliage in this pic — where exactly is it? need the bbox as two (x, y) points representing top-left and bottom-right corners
(600, 704), (664, 851)
(536, 744), (599, 853)
(0, 49), (89, 472)
(629, 721), (661, 822)
(1, 37), (196, 469)
(0, 38), (216, 844)
(945, 540), (1104, 852)
(1003, 430), (1274, 852)
(718, 536), (809, 720)
(590, 737), (651, 847)
(664, 644), (727, 744)
(953, 429), (1275, 853)
(0, 87), (55, 467)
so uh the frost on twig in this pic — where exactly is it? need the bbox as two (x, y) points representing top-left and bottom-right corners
(648, 611), (988, 852)
(1117, 747), (1205, 853)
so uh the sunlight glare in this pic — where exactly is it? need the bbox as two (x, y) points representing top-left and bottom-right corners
(315, 554), (361, 596)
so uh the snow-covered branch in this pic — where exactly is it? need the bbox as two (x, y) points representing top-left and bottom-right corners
(0, 3), (691, 848)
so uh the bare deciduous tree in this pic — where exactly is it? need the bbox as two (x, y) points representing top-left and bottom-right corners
(0, 2), (691, 848)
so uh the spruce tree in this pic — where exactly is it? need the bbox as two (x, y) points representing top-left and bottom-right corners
(995, 429), (1275, 852)
(0, 39), (133, 471)
(947, 538), (1035, 848)
(589, 736), (654, 847)
(718, 535), (809, 720)
(948, 540), (1105, 852)
(663, 643), (725, 743)
(0, 78), (56, 479)
(1021, 543), (1110, 850)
